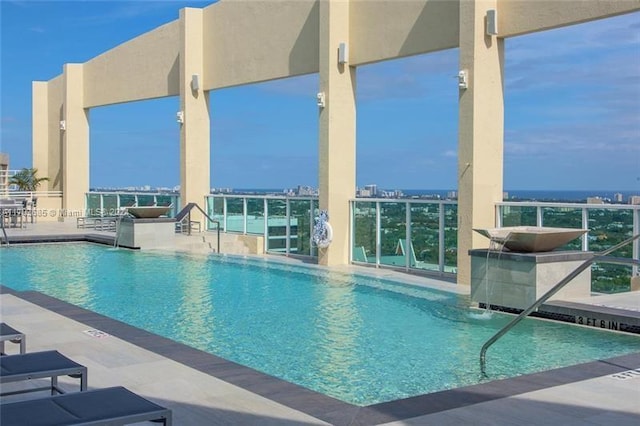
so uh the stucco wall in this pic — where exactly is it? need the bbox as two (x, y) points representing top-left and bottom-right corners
(83, 21), (181, 108)
(203, 0), (319, 89)
(350, 0), (459, 66)
(499, 0), (640, 37)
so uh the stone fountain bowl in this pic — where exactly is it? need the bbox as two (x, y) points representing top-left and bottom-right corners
(126, 206), (172, 219)
(473, 226), (588, 253)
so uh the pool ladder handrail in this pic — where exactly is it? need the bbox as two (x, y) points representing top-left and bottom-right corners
(1, 219), (8, 246)
(175, 203), (221, 253)
(480, 233), (640, 374)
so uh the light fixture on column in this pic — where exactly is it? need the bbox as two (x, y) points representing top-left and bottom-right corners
(176, 111), (184, 124)
(338, 42), (349, 65)
(457, 70), (468, 90)
(191, 74), (200, 91)
(486, 9), (498, 36)
(59, 120), (66, 131)
(316, 92), (325, 108)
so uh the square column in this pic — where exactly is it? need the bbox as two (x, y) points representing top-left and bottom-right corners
(32, 81), (50, 190)
(62, 64), (90, 214)
(318, 0), (356, 266)
(457, 1), (505, 285)
(179, 8), (210, 214)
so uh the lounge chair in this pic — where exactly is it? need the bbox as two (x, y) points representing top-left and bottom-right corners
(0, 322), (26, 354)
(0, 350), (87, 396)
(0, 386), (172, 425)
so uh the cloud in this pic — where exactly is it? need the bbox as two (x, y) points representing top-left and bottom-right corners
(442, 150), (457, 158)
(505, 12), (640, 93)
(29, 27), (45, 33)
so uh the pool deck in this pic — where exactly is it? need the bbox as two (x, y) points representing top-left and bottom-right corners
(1, 221), (639, 425)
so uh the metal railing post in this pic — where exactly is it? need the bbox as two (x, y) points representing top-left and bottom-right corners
(405, 201), (411, 270)
(375, 201), (381, 267)
(439, 202), (445, 273)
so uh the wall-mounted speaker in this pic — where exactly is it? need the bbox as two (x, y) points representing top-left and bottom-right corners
(191, 74), (200, 91)
(486, 10), (498, 36)
(338, 42), (348, 65)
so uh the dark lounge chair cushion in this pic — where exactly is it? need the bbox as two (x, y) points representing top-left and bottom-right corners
(0, 386), (171, 426)
(0, 350), (84, 376)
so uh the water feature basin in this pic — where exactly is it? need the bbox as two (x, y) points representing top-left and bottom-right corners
(474, 226), (588, 252)
(126, 206), (172, 219)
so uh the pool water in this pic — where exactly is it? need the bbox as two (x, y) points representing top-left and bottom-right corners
(1, 243), (638, 405)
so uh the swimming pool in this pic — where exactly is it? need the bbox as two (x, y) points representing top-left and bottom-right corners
(1, 243), (638, 405)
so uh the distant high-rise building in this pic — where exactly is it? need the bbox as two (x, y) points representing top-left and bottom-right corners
(364, 184), (377, 196)
(358, 188), (372, 197)
(630, 195), (640, 205)
(447, 191), (458, 200)
(614, 193), (624, 203)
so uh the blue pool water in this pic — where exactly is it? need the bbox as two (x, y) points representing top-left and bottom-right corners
(1, 243), (638, 405)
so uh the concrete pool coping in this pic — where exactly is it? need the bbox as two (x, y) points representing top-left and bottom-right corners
(1, 285), (638, 425)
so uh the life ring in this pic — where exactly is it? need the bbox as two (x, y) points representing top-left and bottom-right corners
(313, 210), (333, 248)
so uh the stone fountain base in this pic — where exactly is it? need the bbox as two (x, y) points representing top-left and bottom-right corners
(470, 249), (593, 310)
(116, 217), (175, 249)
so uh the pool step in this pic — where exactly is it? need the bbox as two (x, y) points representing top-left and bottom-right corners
(174, 232), (262, 255)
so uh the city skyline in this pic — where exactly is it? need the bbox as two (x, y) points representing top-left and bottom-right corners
(1, 1), (639, 191)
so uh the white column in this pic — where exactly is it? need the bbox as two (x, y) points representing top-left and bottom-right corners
(179, 8), (210, 215)
(457, 0), (505, 285)
(318, 0), (356, 266)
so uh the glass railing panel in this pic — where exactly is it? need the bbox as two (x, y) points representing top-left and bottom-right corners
(587, 207), (635, 293)
(266, 199), (287, 253)
(541, 207), (582, 250)
(587, 208), (634, 257)
(225, 198), (244, 233)
(118, 194), (136, 208)
(500, 205), (537, 226)
(136, 195), (155, 207)
(205, 196), (224, 230)
(290, 200), (312, 256)
(379, 202), (407, 268)
(209, 197), (224, 222)
(410, 203), (440, 271)
(102, 194), (118, 217)
(444, 204), (458, 273)
(352, 201), (376, 264)
(155, 195), (178, 217)
(592, 263), (632, 294)
(86, 193), (101, 217)
(246, 198), (265, 235)
(155, 195), (173, 207)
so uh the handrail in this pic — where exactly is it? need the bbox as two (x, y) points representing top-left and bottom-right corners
(0, 217), (8, 246)
(176, 203), (221, 253)
(0, 206), (15, 246)
(480, 233), (640, 374)
(2, 190), (63, 198)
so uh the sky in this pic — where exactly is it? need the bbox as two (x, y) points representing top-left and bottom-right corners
(1, 1), (639, 192)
